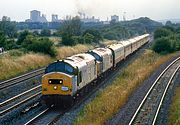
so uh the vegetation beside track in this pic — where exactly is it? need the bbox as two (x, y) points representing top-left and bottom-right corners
(168, 87), (180, 125)
(0, 44), (93, 81)
(75, 50), (180, 125)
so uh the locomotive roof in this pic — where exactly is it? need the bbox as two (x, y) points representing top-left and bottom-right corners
(64, 53), (95, 69)
(90, 47), (112, 56)
(128, 38), (137, 43)
(119, 40), (131, 46)
(108, 43), (124, 50)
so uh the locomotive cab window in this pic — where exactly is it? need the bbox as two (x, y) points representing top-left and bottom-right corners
(88, 52), (102, 62)
(45, 61), (75, 75)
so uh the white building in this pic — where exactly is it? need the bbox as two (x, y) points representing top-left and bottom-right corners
(26, 10), (48, 23)
(111, 15), (119, 22)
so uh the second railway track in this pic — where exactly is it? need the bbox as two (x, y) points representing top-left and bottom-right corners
(0, 85), (41, 116)
(0, 67), (45, 90)
(129, 57), (180, 125)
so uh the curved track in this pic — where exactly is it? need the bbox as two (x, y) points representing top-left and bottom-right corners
(129, 57), (180, 125)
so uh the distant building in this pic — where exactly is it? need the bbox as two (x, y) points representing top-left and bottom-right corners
(30, 10), (40, 22)
(51, 14), (63, 23)
(103, 21), (110, 25)
(52, 14), (58, 22)
(26, 10), (48, 23)
(111, 15), (119, 22)
(77, 12), (100, 23)
(81, 16), (100, 23)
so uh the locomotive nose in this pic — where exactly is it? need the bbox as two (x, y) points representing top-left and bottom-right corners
(42, 72), (74, 96)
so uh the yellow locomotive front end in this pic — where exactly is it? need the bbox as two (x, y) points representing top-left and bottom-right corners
(42, 72), (73, 96)
(41, 60), (78, 106)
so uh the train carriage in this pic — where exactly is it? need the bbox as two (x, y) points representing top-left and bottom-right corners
(108, 43), (125, 67)
(128, 38), (138, 52)
(137, 36), (143, 49)
(119, 40), (132, 58)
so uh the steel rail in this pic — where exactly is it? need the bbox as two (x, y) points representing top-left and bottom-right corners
(152, 65), (180, 125)
(0, 85), (41, 107)
(0, 68), (45, 90)
(0, 92), (41, 116)
(128, 56), (180, 125)
(24, 108), (50, 125)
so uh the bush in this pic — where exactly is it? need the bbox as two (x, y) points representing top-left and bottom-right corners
(0, 31), (6, 47)
(4, 39), (18, 50)
(83, 29), (103, 43)
(152, 37), (172, 54)
(72, 36), (84, 44)
(83, 33), (94, 44)
(17, 30), (30, 45)
(154, 28), (173, 39)
(40, 29), (51, 36)
(8, 49), (24, 57)
(61, 33), (76, 46)
(23, 35), (56, 57)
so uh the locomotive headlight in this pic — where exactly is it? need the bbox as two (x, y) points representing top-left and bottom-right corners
(49, 80), (52, 84)
(54, 86), (57, 90)
(60, 80), (63, 84)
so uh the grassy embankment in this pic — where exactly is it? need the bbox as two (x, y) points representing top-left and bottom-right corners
(169, 87), (180, 125)
(0, 44), (93, 81)
(75, 50), (180, 125)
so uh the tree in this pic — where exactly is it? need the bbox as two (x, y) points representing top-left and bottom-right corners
(61, 33), (75, 46)
(83, 33), (94, 44)
(83, 29), (102, 43)
(165, 21), (173, 26)
(0, 16), (17, 38)
(17, 30), (31, 45)
(154, 28), (173, 39)
(33, 31), (39, 36)
(0, 31), (17, 50)
(23, 36), (56, 57)
(152, 37), (172, 53)
(0, 31), (6, 47)
(61, 17), (82, 46)
(40, 29), (51, 36)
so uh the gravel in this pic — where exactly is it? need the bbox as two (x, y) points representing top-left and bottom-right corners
(0, 76), (41, 102)
(0, 95), (46, 125)
(155, 69), (180, 125)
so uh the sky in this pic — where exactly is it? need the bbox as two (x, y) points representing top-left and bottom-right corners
(0, 0), (180, 22)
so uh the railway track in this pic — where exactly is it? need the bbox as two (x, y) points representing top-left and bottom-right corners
(129, 57), (180, 125)
(0, 67), (45, 90)
(0, 85), (41, 116)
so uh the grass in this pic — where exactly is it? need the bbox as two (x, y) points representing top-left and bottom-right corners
(75, 50), (180, 125)
(0, 53), (52, 81)
(0, 44), (93, 81)
(56, 44), (93, 59)
(168, 87), (180, 125)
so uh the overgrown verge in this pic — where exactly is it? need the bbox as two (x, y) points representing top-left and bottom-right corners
(0, 53), (52, 80)
(168, 87), (180, 125)
(75, 50), (180, 125)
(0, 44), (93, 81)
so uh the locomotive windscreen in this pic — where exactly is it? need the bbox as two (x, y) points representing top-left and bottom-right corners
(45, 61), (75, 75)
